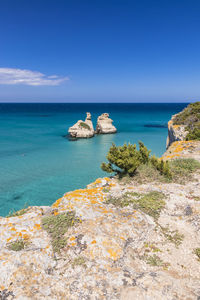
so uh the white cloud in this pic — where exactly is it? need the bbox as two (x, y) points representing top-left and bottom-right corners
(0, 68), (69, 86)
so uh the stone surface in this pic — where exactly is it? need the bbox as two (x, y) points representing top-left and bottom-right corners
(96, 113), (117, 134)
(68, 112), (95, 138)
(166, 114), (188, 148)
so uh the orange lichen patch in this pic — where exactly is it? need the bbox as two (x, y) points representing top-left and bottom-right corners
(70, 242), (76, 247)
(107, 248), (121, 260)
(6, 237), (12, 242)
(53, 211), (59, 216)
(162, 153), (181, 160)
(69, 236), (76, 241)
(120, 236), (125, 240)
(95, 179), (103, 184)
(104, 177), (111, 181)
(0, 286), (5, 290)
(22, 234), (29, 240)
(90, 199), (98, 204)
(52, 197), (63, 208)
(10, 227), (16, 231)
(33, 223), (41, 230)
(173, 124), (180, 129)
(91, 240), (96, 244)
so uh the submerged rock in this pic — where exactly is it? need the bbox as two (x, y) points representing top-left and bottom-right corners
(96, 113), (117, 134)
(68, 112), (95, 138)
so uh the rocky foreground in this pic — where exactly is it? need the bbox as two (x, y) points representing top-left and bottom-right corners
(1, 111), (200, 299)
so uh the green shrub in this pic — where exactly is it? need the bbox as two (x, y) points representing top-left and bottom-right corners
(8, 239), (25, 251)
(173, 102), (200, 141)
(150, 156), (172, 179)
(101, 142), (151, 176)
(194, 248), (200, 260)
(42, 211), (79, 253)
(72, 256), (87, 268)
(132, 163), (169, 184)
(79, 122), (90, 130)
(145, 254), (164, 266)
(101, 142), (171, 179)
(186, 127), (200, 140)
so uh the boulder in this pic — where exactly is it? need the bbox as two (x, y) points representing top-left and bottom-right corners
(68, 112), (95, 138)
(96, 113), (117, 134)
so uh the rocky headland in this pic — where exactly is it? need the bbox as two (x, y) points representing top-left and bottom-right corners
(1, 103), (200, 299)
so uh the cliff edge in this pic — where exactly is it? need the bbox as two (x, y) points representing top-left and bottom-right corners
(167, 102), (200, 148)
(1, 105), (200, 299)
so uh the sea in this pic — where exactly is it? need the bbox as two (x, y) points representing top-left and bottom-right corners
(0, 103), (187, 216)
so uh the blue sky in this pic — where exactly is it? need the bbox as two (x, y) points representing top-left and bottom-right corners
(0, 0), (200, 102)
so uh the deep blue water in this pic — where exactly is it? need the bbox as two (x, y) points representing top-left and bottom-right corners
(0, 103), (187, 216)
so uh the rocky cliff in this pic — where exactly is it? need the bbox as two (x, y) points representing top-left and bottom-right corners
(1, 109), (200, 299)
(167, 102), (200, 148)
(166, 115), (188, 149)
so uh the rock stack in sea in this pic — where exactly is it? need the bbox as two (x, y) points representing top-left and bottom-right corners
(68, 112), (95, 139)
(96, 113), (117, 134)
(68, 112), (117, 139)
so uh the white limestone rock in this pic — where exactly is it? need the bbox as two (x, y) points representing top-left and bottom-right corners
(68, 112), (95, 138)
(166, 114), (188, 148)
(96, 113), (117, 134)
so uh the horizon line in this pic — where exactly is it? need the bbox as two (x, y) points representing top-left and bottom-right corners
(0, 101), (192, 104)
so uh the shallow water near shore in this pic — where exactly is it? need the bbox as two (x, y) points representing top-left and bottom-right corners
(0, 103), (187, 216)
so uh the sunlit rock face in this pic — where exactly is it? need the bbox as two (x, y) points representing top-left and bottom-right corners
(96, 113), (117, 134)
(68, 112), (95, 138)
(166, 114), (188, 149)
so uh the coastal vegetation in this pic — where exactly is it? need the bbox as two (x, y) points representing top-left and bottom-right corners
(169, 158), (200, 183)
(79, 122), (90, 130)
(42, 211), (79, 253)
(8, 239), (25, 251)
(6, 203), (29, 218)
(194, 248), (200, 261)
(72, 256), (87, 268)
(101, 142), (200, 184)
(106, 191), (166, 220)
(101, 142), (171, 178)
(159, 226), (184, 247)
(173, 101), (200, 140)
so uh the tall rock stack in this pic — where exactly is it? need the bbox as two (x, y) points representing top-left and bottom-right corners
(68, 112), (95, 138)
(96, 113), (117, 134)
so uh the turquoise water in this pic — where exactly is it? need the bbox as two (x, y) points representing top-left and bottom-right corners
(0, 103), (187, 216)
